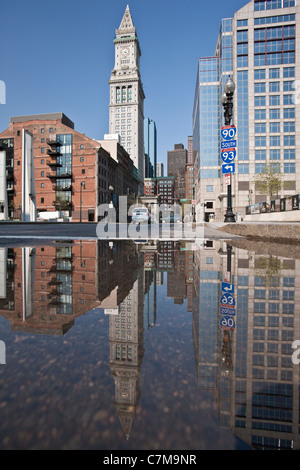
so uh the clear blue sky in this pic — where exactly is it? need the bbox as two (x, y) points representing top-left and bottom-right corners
(0, 0), (247, 169)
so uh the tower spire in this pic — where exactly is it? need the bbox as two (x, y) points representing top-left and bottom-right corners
(117, 4), (135, 34)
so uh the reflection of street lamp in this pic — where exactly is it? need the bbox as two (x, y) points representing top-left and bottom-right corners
(221, 76), (236, 223)
(109, 185), (114, 205)
(80, 181), (85, 222)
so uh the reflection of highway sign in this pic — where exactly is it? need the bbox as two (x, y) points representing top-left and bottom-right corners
(222, 282), (234, 294)
(220, 315), (236, 331)
(221, 140), (237, 150)
(221, 126), (236, 141)
(222, 163), (235, 174)
(224, 174), (231, 185)
(220, 293), (235, 307)
(221, 150), (236, 163)
(220, 306), (236, 316)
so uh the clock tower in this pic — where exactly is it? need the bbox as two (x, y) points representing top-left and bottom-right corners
(109, 5), (145, 188)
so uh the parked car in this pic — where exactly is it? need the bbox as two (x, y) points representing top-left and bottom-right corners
(162, 213), (182, 223)
(131, 207), (151, 224)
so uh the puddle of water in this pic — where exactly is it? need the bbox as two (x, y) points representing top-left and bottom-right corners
(0, 238), (299, 450)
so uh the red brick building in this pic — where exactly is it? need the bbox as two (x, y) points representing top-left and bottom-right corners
(0, 113), (139, 221)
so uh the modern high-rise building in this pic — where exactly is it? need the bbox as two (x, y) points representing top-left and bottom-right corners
(109, 5), (145, 189)
(193, 0), (299, 222)
(156, 162), (164, 177)
(167, 144), (187, 201)
(144, 118), (157, 178)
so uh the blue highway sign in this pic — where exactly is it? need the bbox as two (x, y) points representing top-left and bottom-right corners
(221, 150), (236, 163)
(221, 282), (234, 294)
(220, 315), (236, 331)
(222, 163), (235, 174)
(220, 306), (236, 316)
(221, 126), (237, 141)
(220, 293), (235, 307)
(221, 140), (237, 150)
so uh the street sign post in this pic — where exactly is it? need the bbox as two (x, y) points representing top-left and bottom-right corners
(220, 315), (236, 331)
(221, 125), (237, 141)
(221, 149), (236, 163)
(220, 306), (236, 316)
(224, 174), (231, 185)
(220, 292), (235, 308)
(222, 163), (235, 174)
(221, 139), (237, 150)
(221, 282), (234, 294)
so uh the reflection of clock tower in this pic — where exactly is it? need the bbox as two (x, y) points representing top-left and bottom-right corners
(109, 5), (145, 187)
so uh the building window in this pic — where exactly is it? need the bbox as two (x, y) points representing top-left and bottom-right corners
(269, 82), (280, 92)
(41, 159), (44, 164)
(41, 198), (44, 203)
(270, 122), (280, 133)
(82, 169), (85, 174)
(80, 144), (84, 149)
(284, 163), (295, 173)
(270, 149), (280, 160)
(239, 164), (249, 174)
(49, 128), (53, 133)
(255, 150), (266, 160)
(80, 157), (84, 162)
(41, 171), (44, 177)
(41, 183), (44, 188)
(206, 185), (213, 192)
(270, 109), (280, 119)
(41, 147), (44, 153)
(284, 149), (295, 160)
(255, 163), (266, 174)
(270, 136), (280, 146)
(41, 128), (45, 133)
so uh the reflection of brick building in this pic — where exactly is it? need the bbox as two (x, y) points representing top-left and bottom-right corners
(0, 113), (139, 221)
(0, 241), (99, 335)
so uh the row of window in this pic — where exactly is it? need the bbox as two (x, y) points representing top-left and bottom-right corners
(239, 163), (295, 174)
(255, 108), (294, 119)
(255, 81), (294, 93)
(116, 86), (132, 104)
(255, 149), (295, 160)
(254, 0), (295, 11)
(254, 67), (294, 79)
(255, 122), (295, 133)
(255, 135), (295, 146)
(255, 94), (294, 105)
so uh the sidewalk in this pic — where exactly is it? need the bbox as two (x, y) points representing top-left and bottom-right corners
(207, 220), (300, 244)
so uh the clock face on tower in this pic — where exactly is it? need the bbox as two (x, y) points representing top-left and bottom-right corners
(122, 47), (129, 56)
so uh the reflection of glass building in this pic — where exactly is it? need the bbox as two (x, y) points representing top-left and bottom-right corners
(193, 0), (299, 222)
(192, 238), (300, 449)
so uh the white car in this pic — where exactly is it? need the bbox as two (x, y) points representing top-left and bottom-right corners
(131, 207), (151, 224)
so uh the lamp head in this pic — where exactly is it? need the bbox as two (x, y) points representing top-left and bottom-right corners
(224, 76), (235, 95)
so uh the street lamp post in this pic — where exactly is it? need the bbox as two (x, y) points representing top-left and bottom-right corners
(221, 76), (236, 223)
(80, 181), (85, 222)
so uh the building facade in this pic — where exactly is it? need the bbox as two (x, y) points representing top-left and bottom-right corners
(144, 118), (157, 178)
(193, 0), (299, 222)
(0, 113), (139, 221)
(156, 162), (164, 177)
(167, 144), (187, 201)
(109, 5), (145, 188)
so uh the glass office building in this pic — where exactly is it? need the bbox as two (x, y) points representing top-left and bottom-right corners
(193, 0), (299, 221)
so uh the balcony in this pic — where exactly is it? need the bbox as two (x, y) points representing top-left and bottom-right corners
(6, 168), (14, 180)
(46, 159), (62, 168)
(47, 148), (62, 156)
(47, 136), (62, 146)
(47, 171), (72, 179)
(54, 185), (72, 191)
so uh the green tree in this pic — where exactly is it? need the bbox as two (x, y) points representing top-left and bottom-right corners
(251, 163), (292, 201)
